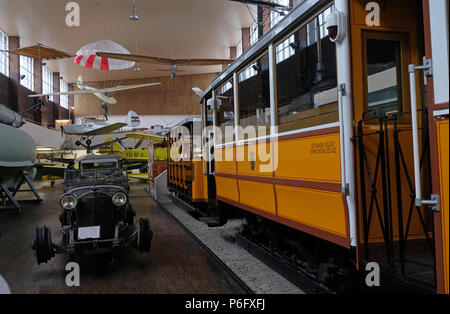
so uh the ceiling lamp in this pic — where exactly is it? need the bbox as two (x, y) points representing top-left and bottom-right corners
(130, 0), (139, 21)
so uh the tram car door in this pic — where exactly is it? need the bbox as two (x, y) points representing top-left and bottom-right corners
(350, 0), (448, 293)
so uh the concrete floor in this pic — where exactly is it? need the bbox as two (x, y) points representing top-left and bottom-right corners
(0, 180), (246, 294)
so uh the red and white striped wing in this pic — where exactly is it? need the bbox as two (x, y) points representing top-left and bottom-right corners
(74, 40), (135, 71)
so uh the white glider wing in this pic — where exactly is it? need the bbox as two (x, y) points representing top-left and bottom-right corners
(64, 123), (128, 136)
(28, 82), (161, 98)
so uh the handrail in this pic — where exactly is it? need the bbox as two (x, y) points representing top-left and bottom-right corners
(408, 61), (440, 211)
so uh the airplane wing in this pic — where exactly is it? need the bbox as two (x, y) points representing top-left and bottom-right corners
(126, 133), (166, 142)
(28, 82), (161, 98)
(96, 52), (233, 66)
(64, 123), (128, 136)
(127, 173), (150, 181)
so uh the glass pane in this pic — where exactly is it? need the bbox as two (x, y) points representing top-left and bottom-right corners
(366, 39), (401, 117)
(238, 53), (271, 134)
(276, 5), (338, 133)
(215, 78), (235, 144)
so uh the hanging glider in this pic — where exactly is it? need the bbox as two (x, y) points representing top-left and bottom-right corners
(227, 0), (292, 14)
(1, 43), (73, 60)
(96, 52), (234, 78)
(29, 76), (161, 105)
(29, 40), (160, 104)
(74, 40), (136, 71)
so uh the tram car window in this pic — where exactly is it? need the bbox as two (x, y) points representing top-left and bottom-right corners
(215, 79), (235, 145)
(276, 5), (338, 132)
(238, 53), (271, 134)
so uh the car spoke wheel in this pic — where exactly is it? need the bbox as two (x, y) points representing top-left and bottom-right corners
(136, 218), (153, 253)
(32, 226), (55, 265)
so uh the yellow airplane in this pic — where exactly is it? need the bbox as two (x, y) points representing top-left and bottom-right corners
(98, 133), (166, 181)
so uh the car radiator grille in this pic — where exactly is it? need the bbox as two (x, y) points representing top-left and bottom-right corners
(76, 193), (116, 239)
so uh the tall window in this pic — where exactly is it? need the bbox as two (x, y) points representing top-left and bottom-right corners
(20, 56), (34, 90)
(270, 0), (289, 28)
(250, 22), (259, 46)
(276, 35), (295, 63)
(236, 40), (243, 58)
(60, 79), (69, 109)
(42, 66), (53, 101)
(0, 29), (8, 76)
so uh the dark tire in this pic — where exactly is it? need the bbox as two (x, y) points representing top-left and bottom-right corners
(136, 218), (153, 253)
(32, 226), (55, 265)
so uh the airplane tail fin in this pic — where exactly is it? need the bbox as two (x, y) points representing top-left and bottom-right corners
(76, 76), (84, 89)
(125, 111), (141, 127)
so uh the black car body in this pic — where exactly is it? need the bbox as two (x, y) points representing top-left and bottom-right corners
(32, 154), (153, 264)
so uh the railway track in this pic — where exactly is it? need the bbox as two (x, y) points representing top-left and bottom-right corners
(157, 195), (254, 295)
(163, 194), (327, 294)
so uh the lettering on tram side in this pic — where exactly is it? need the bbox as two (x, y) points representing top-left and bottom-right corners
(310, 141), (337, 155)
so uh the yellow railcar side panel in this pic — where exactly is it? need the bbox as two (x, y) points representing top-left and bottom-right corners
(215, 176), (239, 202)
(215, 146), (237, 174)
(437, 120), (449, 294)
(274, 133), (341, 182)
(276, 185), (347, 237)
(192, 161), (208, 201)
(238, 180), (276, 215)
(236, 142), (273, 177)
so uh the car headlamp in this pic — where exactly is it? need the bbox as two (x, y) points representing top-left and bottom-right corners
(60, 194), (77, 210)
(112, 192), (127, 206)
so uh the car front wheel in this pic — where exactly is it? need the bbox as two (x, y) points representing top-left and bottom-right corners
(136, 218), (153, 253)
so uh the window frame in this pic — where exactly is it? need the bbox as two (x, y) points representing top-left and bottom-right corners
(272, 3), (339, 132)
(250, 22), (259, 46)
(236, 51), (272, 133)
(60, 79), (69, 109)
(20, 55), (34, 90)
(214, 78), (236, 145)
(42, 66), (54, 101)
(270, 0), (290, 28)
(361, 30), (411, 122)
(0, 29), (9, 77)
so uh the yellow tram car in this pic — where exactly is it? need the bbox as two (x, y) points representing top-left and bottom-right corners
(168, 117), (211, 214)
(168, 0), (448, 293)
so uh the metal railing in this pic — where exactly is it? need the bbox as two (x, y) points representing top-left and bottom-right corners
(356, 110), (435, 276)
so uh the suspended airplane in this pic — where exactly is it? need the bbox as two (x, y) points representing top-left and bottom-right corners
(228, 0), (292, 14)
(95, 52), (234, 79)
(29, 76), (160, 105)
(63, 110), (146, 136)
(0, 105), (42, 212)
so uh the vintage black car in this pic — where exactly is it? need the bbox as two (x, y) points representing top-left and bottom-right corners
(32, 154), (153, 264)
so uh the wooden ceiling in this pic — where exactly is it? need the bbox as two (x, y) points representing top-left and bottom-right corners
(0, 0), (254, 83)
